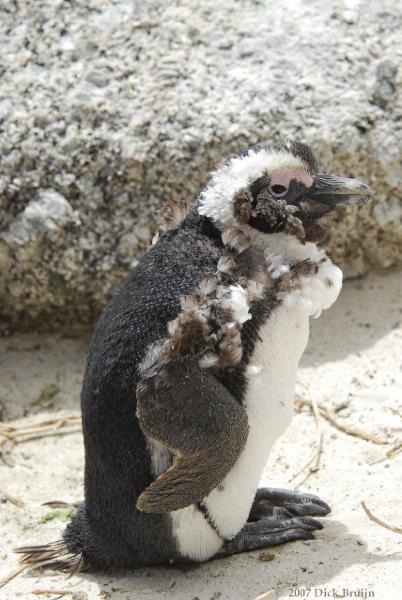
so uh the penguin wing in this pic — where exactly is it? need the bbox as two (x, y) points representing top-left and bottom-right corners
(136, 361), (249, 513)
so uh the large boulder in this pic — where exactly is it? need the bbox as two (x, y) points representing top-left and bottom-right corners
(1, 0), (401, 332)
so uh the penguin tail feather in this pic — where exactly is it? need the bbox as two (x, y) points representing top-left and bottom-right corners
(14, 540), (84, 575)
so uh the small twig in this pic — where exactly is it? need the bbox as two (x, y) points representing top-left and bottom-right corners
(30, 591), (71, 597)
(295, 396), (389, 445)
(297, 379), (309, 391)
(131, 20), (156, 31)
(386, 441), (402, 458)
(0, 415), (80, 433)
(290, 395), (323, 483)
(42, 501), (80, 509)
(310, 396), (323, 472)
(289, 451), (317, 484)
(0, 432), (13, 450)
(12, 427), (81, 444)
(0, 487), (25, 507)
(5, 418), (80, 437)
(388, 407), (402, 420)
(0, 565), (26, 589)
(254, 591), (274, 600)
(322, 407), (387, 444)
(361, 501), (402, 535)
(0, 416), (81, 448)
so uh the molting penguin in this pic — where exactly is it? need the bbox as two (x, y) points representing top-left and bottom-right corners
(17, 141), (372, 572)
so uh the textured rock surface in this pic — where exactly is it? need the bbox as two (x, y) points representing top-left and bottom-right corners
(0, 0), (401, 332)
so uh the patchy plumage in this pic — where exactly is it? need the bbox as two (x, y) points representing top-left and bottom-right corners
(159, 199), (192, 233)
(221, 227), (251, 253)
(16, 141), (372, 572)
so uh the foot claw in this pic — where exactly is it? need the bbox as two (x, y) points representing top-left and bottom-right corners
(214, 488), (329, 559)
(293, 516), (323, 531)
(255, 515), (323, 533)
(250, 487), (331, 521)
(214, 514), (321, 558)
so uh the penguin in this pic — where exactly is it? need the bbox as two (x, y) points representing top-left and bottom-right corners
(17, 141), (372, 572)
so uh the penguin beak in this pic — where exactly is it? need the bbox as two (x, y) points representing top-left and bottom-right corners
(308, 173), (373, 206)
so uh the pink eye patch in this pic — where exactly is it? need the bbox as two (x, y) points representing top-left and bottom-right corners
(269, 167), (314, 190)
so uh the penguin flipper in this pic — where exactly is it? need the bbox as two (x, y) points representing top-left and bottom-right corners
(136, 361), (249, 513)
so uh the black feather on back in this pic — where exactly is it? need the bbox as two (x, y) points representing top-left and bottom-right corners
(67, 207), (280, 568)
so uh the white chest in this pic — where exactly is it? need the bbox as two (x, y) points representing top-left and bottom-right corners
(171, 301), (310, 561)
(171, 244), (343, 561)
(202, 301), (310, 538)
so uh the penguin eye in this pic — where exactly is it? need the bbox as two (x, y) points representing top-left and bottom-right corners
(269, 184), (288, 198)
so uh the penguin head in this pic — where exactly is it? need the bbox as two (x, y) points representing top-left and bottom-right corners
(198, 141), (372, 242)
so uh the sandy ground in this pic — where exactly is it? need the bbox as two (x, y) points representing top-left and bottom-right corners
(0, 270), (401, 600)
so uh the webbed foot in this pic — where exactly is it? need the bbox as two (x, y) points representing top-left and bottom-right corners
(248, 487), (331, 521)
(214, 514), (323, 558)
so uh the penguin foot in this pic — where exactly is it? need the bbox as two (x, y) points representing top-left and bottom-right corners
(214, 515), (323, 557)
(248, 487), (331, 521)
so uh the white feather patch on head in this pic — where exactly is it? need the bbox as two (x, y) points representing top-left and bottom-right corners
(198, 148), (307, 228)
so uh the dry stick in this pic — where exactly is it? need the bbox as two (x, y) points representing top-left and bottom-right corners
(308, 395), (323, 473)
(0, 432), (13, 450)
(294, 381), (324, 476)
(12, 427), (81, 444)
(42, 501), (80, 509)
(0, 487), (25, 508)
(289, 395), (323, 483)
(0, 565), (26, 589)
(388, 406), (402, 420)
(295, 396), (389, 445)
(386, 441), (402, 458)
(2, 417), (81, 437)
(0, 416), (81, 446)
(361, 501), (402, 535)
(30, 591), (71, 597)
(0, 415), (80, 433)
(290, 388), (390, 484)
(0, 417), (81, 517)
(254, 591), (274, 600)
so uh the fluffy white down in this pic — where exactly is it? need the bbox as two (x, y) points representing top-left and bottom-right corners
(263, 232), (343, 318)
(223, 285), (251, 324)
(198, 149), (305, 227)
(171, 233), (342, 561)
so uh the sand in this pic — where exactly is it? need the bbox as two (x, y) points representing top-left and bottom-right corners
(0, 270), (401, 600)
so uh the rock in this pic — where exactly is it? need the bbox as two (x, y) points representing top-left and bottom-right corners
(371, 60), (398, 109)
(0, 0), (401, 332)
(3, 189), (77, 245)
(258, 550), (276, 562)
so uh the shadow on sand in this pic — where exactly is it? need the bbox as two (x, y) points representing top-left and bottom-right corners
(302, 270), (401, 367)
(72, 519), (401, 600)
